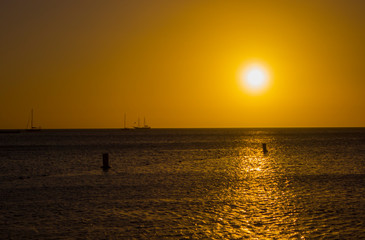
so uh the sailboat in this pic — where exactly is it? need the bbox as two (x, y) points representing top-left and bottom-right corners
(26, 109), (41, 131)
(121, 113), (132, 130)
(134, 117), (151, 129)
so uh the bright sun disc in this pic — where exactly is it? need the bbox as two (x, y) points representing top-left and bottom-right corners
(239, 64), (270, 94)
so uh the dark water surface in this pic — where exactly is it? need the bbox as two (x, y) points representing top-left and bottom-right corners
(1, 128), (365, 239)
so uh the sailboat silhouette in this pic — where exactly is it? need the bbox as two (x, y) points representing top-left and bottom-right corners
(26, 109), (41, 131)
(121, 113), (132, 130)
(134, 117), (151, 129)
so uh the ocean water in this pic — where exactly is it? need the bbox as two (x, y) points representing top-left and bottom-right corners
(0, 128), (365, 239)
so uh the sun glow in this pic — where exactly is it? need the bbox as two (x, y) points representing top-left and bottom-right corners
(239, 63), (271, 94)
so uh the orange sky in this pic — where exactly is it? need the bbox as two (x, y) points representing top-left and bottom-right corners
(1, 0), (364, 128)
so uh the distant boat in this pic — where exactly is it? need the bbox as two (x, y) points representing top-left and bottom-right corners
(121, 113), (132, 130)
(26, 109), (41, 132)
(134, 117), (151, 129)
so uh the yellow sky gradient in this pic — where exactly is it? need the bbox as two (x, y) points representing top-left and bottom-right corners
(1, 0), (364, 128)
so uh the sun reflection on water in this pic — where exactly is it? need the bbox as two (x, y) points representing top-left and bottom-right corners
(209, 138), (305, 239)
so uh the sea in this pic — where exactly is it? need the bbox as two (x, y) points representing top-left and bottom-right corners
(0, 128), (365, 239)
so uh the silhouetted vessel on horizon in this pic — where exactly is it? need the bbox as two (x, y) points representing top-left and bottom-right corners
(121, 113), (132, 130)
(26, 109), (41, 132)
(134, 117), (151, 129)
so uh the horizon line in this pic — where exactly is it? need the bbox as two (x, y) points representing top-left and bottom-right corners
(1, 126), (365, 131)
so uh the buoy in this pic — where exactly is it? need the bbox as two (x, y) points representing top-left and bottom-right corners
(101, 153), (111, 170)
(262, 143), (268, 154)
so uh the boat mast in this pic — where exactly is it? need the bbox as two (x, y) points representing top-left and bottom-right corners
(31, 109), (34, 129)
(124, 113), (126, 129)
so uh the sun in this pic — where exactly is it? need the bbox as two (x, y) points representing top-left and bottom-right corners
(238, 63), (270, 94)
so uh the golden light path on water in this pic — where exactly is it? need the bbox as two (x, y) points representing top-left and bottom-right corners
(207, 135), (303, 239)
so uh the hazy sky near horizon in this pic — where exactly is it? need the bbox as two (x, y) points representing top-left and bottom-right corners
(1, 0), (364, 128)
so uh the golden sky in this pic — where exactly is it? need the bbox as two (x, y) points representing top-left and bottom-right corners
(1, 0), (364, 128)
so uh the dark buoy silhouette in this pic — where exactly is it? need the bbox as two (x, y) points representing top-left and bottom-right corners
(101, 153), (111, 170)
(262, 143), (268, 154)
